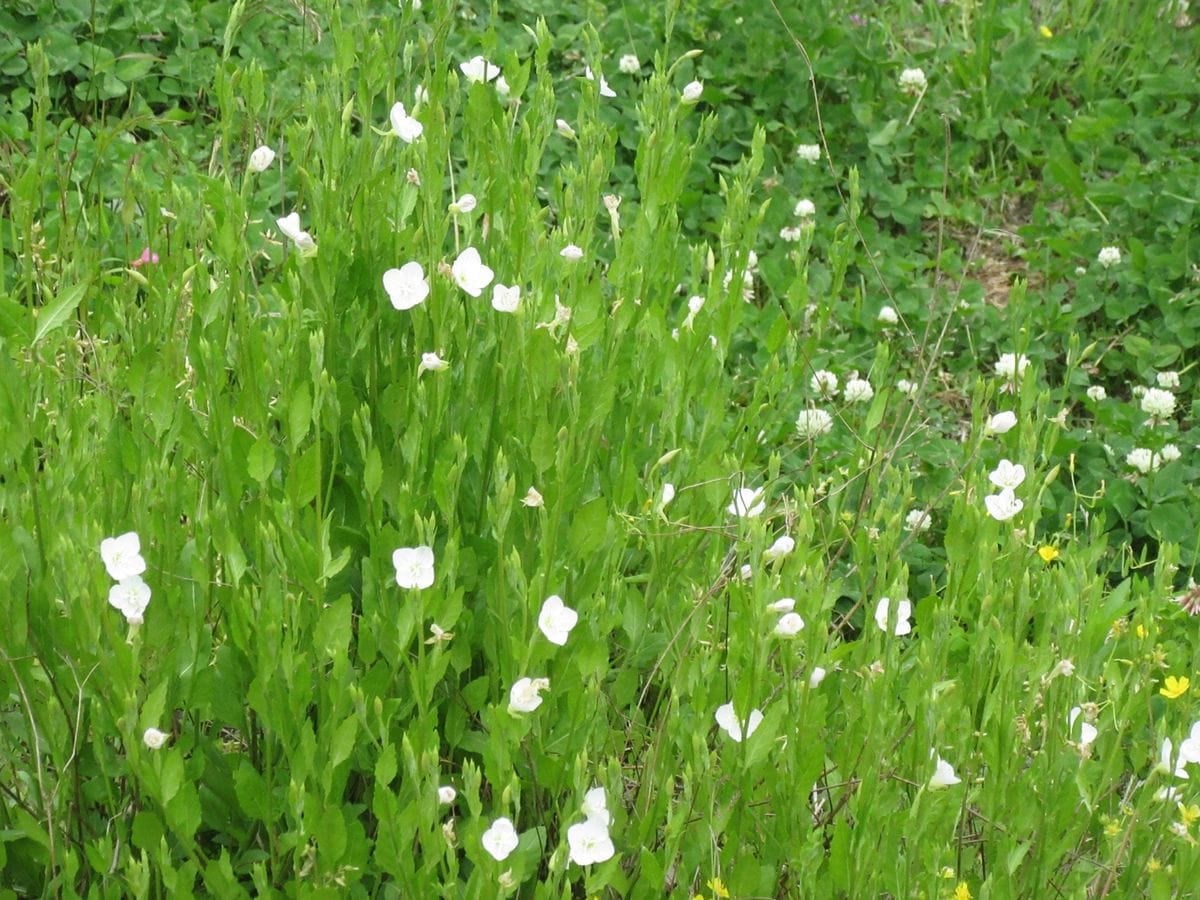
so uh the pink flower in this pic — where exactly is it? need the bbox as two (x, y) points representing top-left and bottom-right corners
(130, 247), (159, 268)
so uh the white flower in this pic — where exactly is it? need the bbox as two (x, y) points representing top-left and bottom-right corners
(727, 486), (766, 518)
(535, 296), (573, 336)
(449, 193), (477, 214)
(101, 532), (147, 581)
(618, 54), (640, 74)
(896, 379), (918, 397)
(874, 596), (912, 636)
(1125, 448), (1158, 474)
(768, 598), (796, 613)
(877, 305), (899, 325)
(495, 75), (510, 96)
(438, 785), (457, 805)
(247, 145), (276, 173)
(660, 483), (676, 507)
(774, 612), (805, 636)
(460, 55), (501, 84)
(738, 564), (753, 581)
(1074, 266), (1087, 276)
(1160, 444), (1182, 464)
(811, 370), (838, 397)
(142, 727), (168, 750)
(1141, 387), (1176, 421)
(567, 816), (615, 865)
(1157, 371), (1181, 389)
(1049, 658), (1075, 679)
(383, 262), (430, 311)
(559, 244), (584, 262)
(988, 459), (1026, 490)
(681, 80), (703, 104)
(929, 756), (961, 789)
(808, 667), (827, 689)
(1132, 385), (1147, 398)
(904, 509), (932, 533)
(481, 817), (519, 860)
(426, 623), (454, 645)
(984, 488), (1023, 522)
(414, 83), (430, 107)
(276, 212), (316, 254)
(508, 677), (549, 714)
(109, 575), (151, 624)
(537, 595), (579, 646)
(520, 486), (543, 508)
(1179, 722), (1200, 764)
(418, 352), (448, 375)
(555, 118), (576, 139)
(794, 198), (816, 218)
(1159, 738), (1189, 779)
(1097, 246), (1121, 268)
(1086, 385), (1107, 402)
(795, 143), (821, 163)
(994, 353), (1030, 381)
(490, 283), (521, 314)
(1068, 707), (1097, 749)
(844, 378), (874, 404)
(779, 226), (804, 242)
(579, 787), (611, 827)
(392, 546), (435, 589)
(451, 247), (494, 297)
(763, 535), (795, 561)
(898, 67), (927, 95)
(584, 66), (616, 97)
(714, 702), (764, 742)
(985, 411), (1018, 435)
(388, 102), (423, 143)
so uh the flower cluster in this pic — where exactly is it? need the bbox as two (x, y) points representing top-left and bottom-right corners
(984, 458), (1025, 522)
(101, 531), (151, 625)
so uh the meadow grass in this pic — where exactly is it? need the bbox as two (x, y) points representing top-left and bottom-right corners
(1, 0), (1199, 896)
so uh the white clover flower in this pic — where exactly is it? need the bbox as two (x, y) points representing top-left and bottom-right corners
(451, 247), (494, 297)
(1086, 385), (1107, 402)
(101, 532), (147, 581)
(874, 596), (912, 636)
(1160, 444), (1182, 464)
(714, 702), (764, 742)
(1097, 246), (1121, 268)
(1125, 448), (1157, 474)
(984, 488), (1023, 521)
(681, 80), (704, 104)
(383, 262), (430, 311)
(844, 377), (874, 404)
(560, 244), (584, 261)
(988, 459), (1026, 490)
(795, 143), (821, 163)
(418, 352), (448, 376)
(491, 283), (521, 314)
(618, 53), (640, 74)
(727, 486), (766, 518)
(438, 785), (457, 805)
(774, 612), (805, 637)
(1068, 707), (1098, 749)
(584, 66), (616, 97)
(508, 677), (549, 714)
(481, 817), (519, 860)
(537, 595), (579, 646)
(392, 546), (435, 589)
(811, 370), (838, 397)
(449, 193), (477, 215)
(779, 226), (804, 243)
(877, 305), (899, 325)
(808, 667), (827, 689)
(1141, 387), (1176, 421)
(555, 118), (576, 139)
(929, 755), (962, 789)
(985, 411), (1018, 435)
(109, 576), (152, 624)
(1074, 266), (1087, 276)
(768, 598), (796, 613)
(276, 212), (317, 254)
(248, 145), (276, 173)
(896, 379), (918, 397)
(567, 817), (615, 865)
(763, 535), (795, 561)
(1157, 371), (1181, 389)
(898, 67), (927, 95)
(994, 353), (1029, 381)
(142, 727), (168, 750)
(460, 55), (501, 84)
(1132, 385), (1147, 398)
(520, 486), (543, 508)
(904, 509), (932, 533)
(793, 198), (816, 218)
(796, 408), (833, 438)
(388, 101), (423, 143)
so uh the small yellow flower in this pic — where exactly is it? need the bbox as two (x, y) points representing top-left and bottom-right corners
(1160, 675), (1190, 700)
(955, 883), (972, 900)
(707, 878), (731, 899)
(1180, 804), (1200, 828)
(1039, 25), (1054, 38)
(1038, 545), (1060, 563)
(1147, 857), (1162, 873)
(1104, 819), (1121, 837)
(939, 866), (956, 879)
(1136, 624), (1147, 639)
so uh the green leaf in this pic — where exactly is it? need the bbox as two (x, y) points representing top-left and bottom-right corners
(247, 437), (274, 484)
(32, 282), (87, 344)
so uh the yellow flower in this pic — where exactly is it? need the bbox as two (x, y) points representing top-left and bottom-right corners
(1104, 819), (1121, 837)
(1038, 545), (1059, 563)
(955, 883), (972, 900)
(1136, 624), (1147, 639)
(1160, 675), (1190, 699)
(1039, 25), (1054, 38)
(1180, 804), (1200, 828)
(1147, 857), (1162, 873)
(707, 878), (731, 899)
